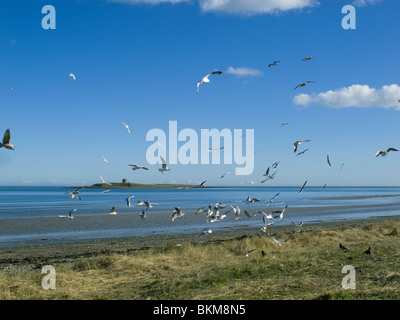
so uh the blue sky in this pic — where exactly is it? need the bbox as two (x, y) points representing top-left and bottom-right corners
(0, 0), (399, 187)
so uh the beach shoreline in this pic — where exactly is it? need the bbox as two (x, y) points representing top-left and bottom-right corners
(2, 215), (399, 267)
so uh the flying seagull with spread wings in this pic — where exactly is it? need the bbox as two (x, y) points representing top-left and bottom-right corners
(375, 148), (399, 157)
(268, 60), (280, 67)
(294, 81), (315, 90)
(69, 73), (76, 80)
(196, 71), (222, 94)
(121, 121), (131, 134)
(0, 129), (15, 150)
(293, 140), (311, 153)
(302, 55), (315, 61)
(59, 209), (77, 220)
(129, 164), (149, 170)
(159, 155), (170, 174)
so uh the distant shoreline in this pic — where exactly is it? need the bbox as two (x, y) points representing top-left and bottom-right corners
(85, 182), (200, 189)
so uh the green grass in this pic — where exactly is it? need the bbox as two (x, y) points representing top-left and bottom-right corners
(1, 219), (400, 300)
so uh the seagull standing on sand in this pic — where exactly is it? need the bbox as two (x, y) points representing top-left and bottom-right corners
(159, 155), (170, 174)
(59, 209), (77, 220)
(375, 148), (399, 157)
(0, 129), (15, 150)
(198, 229), (212, 237)
(197, 71), (222, 94)
(121, 121), (131, 134)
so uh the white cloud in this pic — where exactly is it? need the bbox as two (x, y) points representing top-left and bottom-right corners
(199, 0), (319, 15)
(293, 84), (400, 110)
(107, 0), (188, 4)
(226, 66), (263, 77)
(352, 0), (383, 7)
(107, 0), (319, 14)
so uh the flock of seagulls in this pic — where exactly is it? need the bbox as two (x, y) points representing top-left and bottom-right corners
(2, 55), (397, 258)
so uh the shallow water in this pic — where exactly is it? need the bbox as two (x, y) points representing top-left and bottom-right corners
(0, 186), (400, 248)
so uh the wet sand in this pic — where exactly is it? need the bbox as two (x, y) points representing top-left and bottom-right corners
(1, 215), (400, 267)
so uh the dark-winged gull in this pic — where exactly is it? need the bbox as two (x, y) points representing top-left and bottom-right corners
(196, 71), (222, 94)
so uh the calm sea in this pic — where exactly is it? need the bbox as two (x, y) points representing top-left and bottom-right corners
(0, 186), (400, 248)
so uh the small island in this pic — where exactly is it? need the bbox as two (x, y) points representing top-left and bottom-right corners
(86, 179), (200, 189)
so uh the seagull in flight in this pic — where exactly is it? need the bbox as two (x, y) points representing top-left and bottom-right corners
(302, 55), (315, 61)
(69, 73), (76, 80)
(375, 148), (399, 157)
(0, 129), (15, 150)
(121, 121), (131, 134)
(139, 210), (147, 219)
(293, 140), (311, 153)
(194, 206), (205, 215)
(205, 146), (224, 152)
(171, 207), (185, 222)
(108, 206), (117, 215)
(69, 194), (81, 200)
(291, 221), (303, 233)
(296, 149), (309, 156)
(281, 122), (288, 127)
(299, 180), (307, 194)
(199, 180), (207, 188)
(197, 71), (222, 94)
(244, 210), (257, 220)
(246, 196), (260, 204)
(59, 209), (77, 220)
(219, 172), (230, 179)
(260, 221), (274, 233)
(99, 175), (112, 186)
(102, 155), (109, 163)
(327, 155), (332, 166)
(244, 249), (257, 257)
(272, 237), (289, 247)
(268, 60), (280, 67)
(101, 190), (111, 194)
(129, 164), (149, 170)
(294, 81), (315, 90)
(159, 155), (170, 174)
(126, 195), (135, 207)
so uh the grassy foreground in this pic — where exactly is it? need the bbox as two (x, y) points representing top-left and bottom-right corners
(1, 219), (400, 300)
